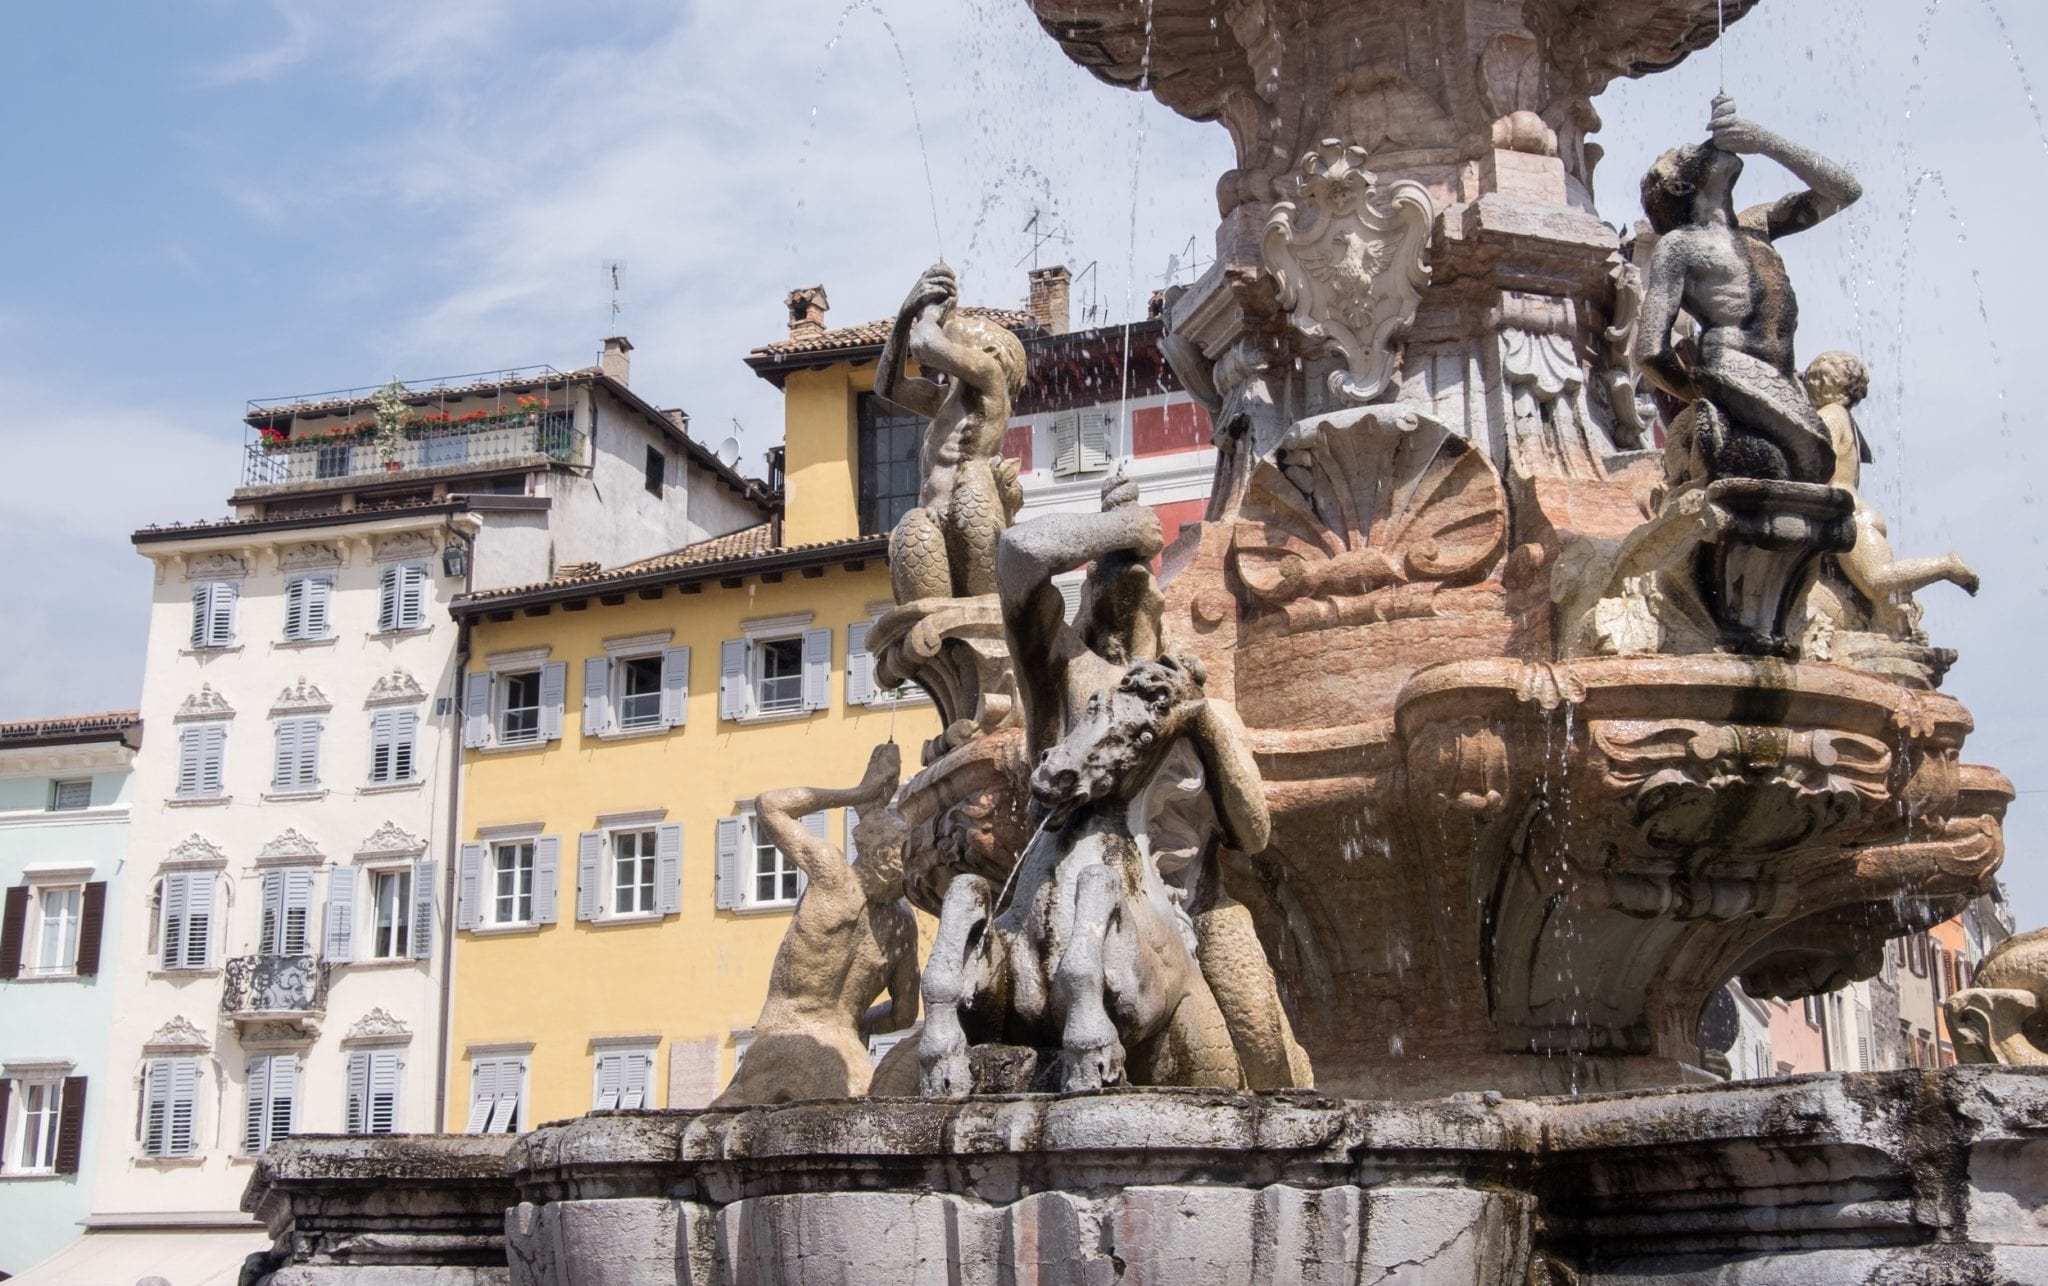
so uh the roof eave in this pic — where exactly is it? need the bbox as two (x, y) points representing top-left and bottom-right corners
(452, 534), (889, 617)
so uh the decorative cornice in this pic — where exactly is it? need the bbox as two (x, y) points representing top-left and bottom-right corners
(143, 1015), (212, 1053)
(358, 821), (428, 857)
(342, 1008), (413, 1045)
(271, 677), (332, 714)
(239, 1020), (319, 1048)
(184, 550), (249, 581)
(280, 541), (343, 572)
(175, 684), (235, 722)
(164, 834), (229, 869)
(373, 530), (437, 564)
(365, 668), (428, 707)
(257, 828), (324, 864)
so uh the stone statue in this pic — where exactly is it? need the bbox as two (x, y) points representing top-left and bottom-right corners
(710, 743), (919, 1106)
(1799, 350), (1978, 640)
(1943, 927), (2048, 1067)
(919, 474), (1309, 1095)
(877, 263), (1029, 604)
(1636, 95), (1862, 484)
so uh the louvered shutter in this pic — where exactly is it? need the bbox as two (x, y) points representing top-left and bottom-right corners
(582, 657), (611, 736)
(532, 836), (561, 924)
(714, 818), (742, 910)
(622, 1052), (650, 1110)
(171, 1059), (201, 1156)
(718, 640), (748, 720)
(75, 882), (106, 976)
(0, 886), (26, 980)
(54, 1076), (86, 1174)
(802, 812), (829, 841)
(595, 1052), (623, 1111)
(1080, 409), (1113, 471)
(159, 875), (188, 969)
(183, 872), (215, 967)
(272, 722), (300, 791)
(269, 1055), (299, 1148)
(660, 647), (690, 727)
(306, 575), (332, 637)
(199, 724), (226, 796)
(283, 577), (307, 640)
(801, 628), (831, 711)
(576, 832), (604, 922)
(410, 859), (437, 959)
(370, 710), (395, 782)
(210, 581), (238, 646)
(143, 1059), (171, 1155)
(484, 1062), (521, 1133)
(539, 662), (567, 741)
(377, 565), (400, 632)
(301, 719), (322, 790)
(399, 563), (428, 629)
(346, 1052), (370, 1133)
(190, 584), (210, 648)
(846, 622), (875, 705)
(324, 866), (354, 963)
(176, 727), (204, 796)
(464, 1061), (498, 1133)
(1052, 412), (1080, 476)
(457, 844), (484, 931)
(260, 870), (285, 954)
(243, 1056), (269, 1153)
(844, 809), (861, 866)
(656, 824), (682, 915)
(462, 673), (492, 748)
(392, 709), (417, 781)
(0, 1079), (9, 1160)
(283, 867), (314, 954)
(368, 1050), (401, 1133)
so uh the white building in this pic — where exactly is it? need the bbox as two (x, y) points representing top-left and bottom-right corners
(56, 346), (769, 1273)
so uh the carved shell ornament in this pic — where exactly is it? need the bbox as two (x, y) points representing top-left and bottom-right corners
(1262, 140), (1434, 405)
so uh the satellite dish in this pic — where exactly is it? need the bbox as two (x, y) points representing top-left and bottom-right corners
(716, 437), (741, 469)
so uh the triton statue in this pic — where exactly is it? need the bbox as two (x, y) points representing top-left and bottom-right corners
(711, 743), (918, 1106)
(1637, 95), (1862, 484)
(877, 263), (1028, 603)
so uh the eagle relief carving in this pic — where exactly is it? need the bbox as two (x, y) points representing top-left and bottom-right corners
(1262, 139), (1434, 406)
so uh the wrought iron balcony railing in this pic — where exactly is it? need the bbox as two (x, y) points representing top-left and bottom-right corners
(239, 412), (582, 491)
(221, 953), (330, 1026)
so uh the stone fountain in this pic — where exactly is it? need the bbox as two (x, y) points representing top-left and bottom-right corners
(241, 2), (2048, 1282)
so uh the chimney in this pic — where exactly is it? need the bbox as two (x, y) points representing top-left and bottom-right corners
(661, 408), (689, 434)
(1027, 265), (1072, 335)
(601, 335), (633, 386)
(785, 285), (830, 341)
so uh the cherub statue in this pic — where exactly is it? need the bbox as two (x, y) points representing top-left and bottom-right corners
(1636, 95), (1862, 484)
(918, 474), (1311, 1095)
(1801, 350), (1977, 638)
(876, 263), (1029, 604)
(711, 742), (919, 1106)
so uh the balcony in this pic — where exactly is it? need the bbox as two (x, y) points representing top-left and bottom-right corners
(222, 954), (330, 1034)
(240, 412), (583, 493)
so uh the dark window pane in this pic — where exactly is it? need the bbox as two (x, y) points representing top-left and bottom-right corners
(857, 394), (925, 537)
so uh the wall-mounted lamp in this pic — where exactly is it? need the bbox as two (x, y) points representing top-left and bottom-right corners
(441, 543), (468, 578)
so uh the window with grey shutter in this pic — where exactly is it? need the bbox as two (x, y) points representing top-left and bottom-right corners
(845, 622), (875, 705)
(718, 640), (748, 720)
(1051, 410), (1113, 476)
(142, 1057), (201, 1158)
(456, 844), (484, 931)
(581, 657), (612, 736)
(466, 1056), (524, 1134)
(660, 647), (690, 727)
(259, 868), (315, 955)
(594, 1049), (653, 1111)
(532, 836), (561, 923)
(272, 718), (322, 792)
(538, 662), (567, 741)
(656, 823), (682, 915)
(461, 673), (492, 749)
(243, 1053), (297, 1153)
(377, 562), (431, 632)
(410, 859), (437, 959)
(159, 871), (215, 970)
(369, 709), (418, 784)
(324, 866), (355, 964)
(283, 574), (332, 641)
(189, 581), (238, 648)
(575, 832), (604, 922)
(346, 1049), (402, 1134)
(801, 628), (831, 711)
(176, 724), (227, 799)
(714, 818), (742, 910)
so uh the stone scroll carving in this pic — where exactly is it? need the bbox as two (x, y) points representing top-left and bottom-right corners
(1263, 140), (1433, 407)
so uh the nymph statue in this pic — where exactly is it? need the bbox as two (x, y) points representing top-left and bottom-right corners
(877, 263), (1029, 603)
(711, 743), (919, 1106)
(1636, 95), (1862, 484)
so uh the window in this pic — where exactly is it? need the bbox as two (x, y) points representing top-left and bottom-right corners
(857, 393), (923, 536)
(465, 1055), (526, 1133)
(370, 869), (413, 959)
(718, 629), (828, 721)
(243, 1054), (298, 1154)
(592, 1047), (654, 1111)
(271, 718), (322, 792)
(368, 709), (419, 784)
(755, 637), (805, 714)
(1051, 409), (1114, 477)
(613, 830), (657, 915)
(617, 657), (664, 730)
(7, 1078), (63, 1173)
(499, 671), (542, 744)
(345, 1049), (402, 1134)
(175, 723), (228, 798)
(753, 825), (801, 904)
(315, 443), (351, 479)
(258, 869), (315, 956)
(377, 562), (430, 633)
(713, 812), (822, 910)
(189, 580), (238, 648)
(158, 871), (216, 970)
(282, 574), (333, 641)
(844, 620), (921, 706)
(142, 1058), (201, 1158)
(48, 779), (91, 811)
(30, 885), (82, 977)
(644, 445), (665, 497)
(492, 842), (535, 926)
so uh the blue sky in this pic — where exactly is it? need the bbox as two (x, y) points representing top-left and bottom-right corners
(2, 0), (2044, 924)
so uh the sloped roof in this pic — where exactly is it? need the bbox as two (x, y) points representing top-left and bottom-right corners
(0, 711), (142, 749)
(454, 523), (888, 612)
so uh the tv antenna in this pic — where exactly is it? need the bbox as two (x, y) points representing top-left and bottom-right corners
(1155, 237), (1210, 288)
(601, 260), (626, 331)
(1072, 260), (1103, 326)
(1016, 206), (1071, 270)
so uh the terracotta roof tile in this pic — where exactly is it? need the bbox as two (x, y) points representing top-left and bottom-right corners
(457, 523), (886, 606)
(748, 307), (1041, 360)
(0, 711), (142, 744)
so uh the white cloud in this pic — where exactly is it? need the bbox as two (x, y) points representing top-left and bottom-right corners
(200, 0), (315, 85)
